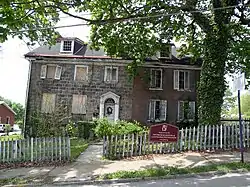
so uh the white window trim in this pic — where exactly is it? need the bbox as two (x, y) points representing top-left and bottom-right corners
(60, 40), (75, 53)
(149, 99), (167, 122)
(0, 117), (1, 123)
(149, 68), (163, 90)
(74, 65), (89, 81)
(174, 70), (191, 91)
(177, 101), (195, 121)
(41, 64), (62, 80)
(104, 66), (119, 82)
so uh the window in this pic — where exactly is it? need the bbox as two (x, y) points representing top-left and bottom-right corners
(178, 101), (195, 121)
(74, 65), (88, 81)
(160, 44), (171, 58)
(41, 93), (56, 113)
(174, 70), (190, 90)
(6, 116), (10, 124)
(104, 66), (118, 82)
(40, 65), (62, 80)
(60, 40), (74, 53)
(149, 100), (167, 122)
(150, 69), (162, 89)
(72, 94), (87, 114)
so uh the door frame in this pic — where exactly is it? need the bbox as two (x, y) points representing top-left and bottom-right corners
(100, 91), (120, 121)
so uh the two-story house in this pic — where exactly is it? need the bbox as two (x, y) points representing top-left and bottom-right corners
(24, 37), (201, 129)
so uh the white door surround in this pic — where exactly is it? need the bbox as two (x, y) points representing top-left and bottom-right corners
(100, 91), (120, 121)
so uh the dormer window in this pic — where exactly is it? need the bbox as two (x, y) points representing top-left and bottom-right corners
(159, 43), (172, 58)
(60, 40), (74, 53)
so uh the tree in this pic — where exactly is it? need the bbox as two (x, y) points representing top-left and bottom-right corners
(221, 87), (237, 118)
(83, 0), (250, 125)
(0, 96), (24, 123)
(2, 1), (250, 125)
(228, 93), (250, 119)
(0, 0), (66, 45)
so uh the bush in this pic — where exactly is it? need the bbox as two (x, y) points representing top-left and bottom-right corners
(77, 121), (97, 139)
(94, 118), (148, 138)
(66, 121), (78, 137)
(4, 124), (12, 135)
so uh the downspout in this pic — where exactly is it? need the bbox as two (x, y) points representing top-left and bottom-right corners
(23, 58), (33, 137)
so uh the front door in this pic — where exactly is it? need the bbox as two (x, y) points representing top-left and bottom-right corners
(104, 98), (115, 121)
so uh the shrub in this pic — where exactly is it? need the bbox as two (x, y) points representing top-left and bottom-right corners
(94, 118), (148, 138)
(4, 124), (12, 135)
(66, 121), (78, 137)
(77, 121), (97, 139)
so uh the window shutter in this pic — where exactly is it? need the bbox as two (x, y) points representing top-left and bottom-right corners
(150, 70), (156, 88)
(72, 95), (87, 114)
(41, 93), (56, 113)
(79, 95), (87, 114)
(105, 67), (112, 81)
(40, 65), (47, 79)
(188, 101), (195, 119)
(174, 70), (179, 90)
(160, 100), (167, 121)
(178, 101), (184, 120)
(149, 100), (155, 120)
(55, 66), (62, 80)
(111, 68), (117, 81)
(184, 71), (190, 90)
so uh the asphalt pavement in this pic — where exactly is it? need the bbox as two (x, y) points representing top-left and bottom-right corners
(44, 172), (250, 187)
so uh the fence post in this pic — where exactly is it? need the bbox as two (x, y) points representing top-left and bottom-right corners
(67, 137), (71, 160)
(14, 140), (18, 160)
(31, 137), (33, 162)
(59, 136), (62, 161)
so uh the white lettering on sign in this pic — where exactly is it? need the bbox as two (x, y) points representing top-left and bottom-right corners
(162, 125), (167, 132)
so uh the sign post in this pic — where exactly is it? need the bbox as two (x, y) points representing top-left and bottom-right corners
(233, 73), (245, 163)
(238, 89), (244, 163)
(149, 123), (179, 143)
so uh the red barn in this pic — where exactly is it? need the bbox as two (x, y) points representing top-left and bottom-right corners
(0, 101), (16, 125)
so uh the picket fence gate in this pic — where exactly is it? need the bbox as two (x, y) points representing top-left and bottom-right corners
(0, 136), (70, 163)
(103, 123), (250, 159)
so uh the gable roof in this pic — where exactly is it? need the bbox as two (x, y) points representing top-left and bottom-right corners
(0, 101), (16, 115)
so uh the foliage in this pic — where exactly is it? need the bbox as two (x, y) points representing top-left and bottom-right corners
(25, 104), (70, 137)
(0, 0), (64, 45)
(0, 96), (24, 122)
(228, 93), (250, 119)
(0, 134), (23, 141)
(66, 121), (78, 137)
(101, 162), (250, 180)
(4, 124), (12, 135)
(77, 121), (97, 139)
(94, 118), (148, 138)
(221, 87), (237, 118)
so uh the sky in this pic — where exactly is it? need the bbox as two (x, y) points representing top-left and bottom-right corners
(0, 14), (91, 105)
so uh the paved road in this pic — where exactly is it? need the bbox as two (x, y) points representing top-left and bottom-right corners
(45, 173), (250, 187)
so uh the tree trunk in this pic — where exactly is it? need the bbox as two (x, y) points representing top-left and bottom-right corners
(198, 33), (228, 125)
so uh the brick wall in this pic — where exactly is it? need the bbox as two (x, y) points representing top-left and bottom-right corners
(132, 67), (200, 124)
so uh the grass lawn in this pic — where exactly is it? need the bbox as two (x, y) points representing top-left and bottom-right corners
(0, 134), (23, 141)
(70, 138), (89, 160)
(100, 162), (250, 180)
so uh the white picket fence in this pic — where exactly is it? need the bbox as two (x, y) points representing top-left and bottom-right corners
(103, 123), (250, 159)
(0, 137), (70, 163)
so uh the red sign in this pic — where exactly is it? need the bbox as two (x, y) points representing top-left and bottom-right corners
(149, 123), (179, 142)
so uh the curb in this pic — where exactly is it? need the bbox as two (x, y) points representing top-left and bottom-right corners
(3, 169), (248, 187)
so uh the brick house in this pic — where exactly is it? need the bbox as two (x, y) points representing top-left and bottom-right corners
(24, 37), (201, 128)
(0, 101), (16, 125)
